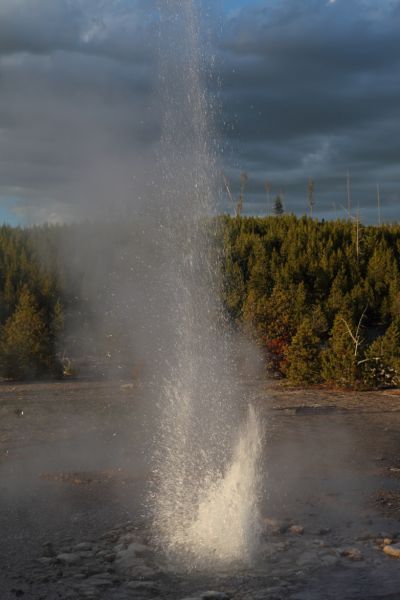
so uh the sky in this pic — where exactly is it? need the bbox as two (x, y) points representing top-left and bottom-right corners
(0, 0), (399, 224)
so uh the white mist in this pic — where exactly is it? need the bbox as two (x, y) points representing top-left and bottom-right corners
(149, 0), (264, 571)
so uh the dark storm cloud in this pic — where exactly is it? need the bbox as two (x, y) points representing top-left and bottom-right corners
(0, 0), (399, 223)
(0, 0), (160, 223)
(218, 0), (400, 221)
(0, 0), (155, 63)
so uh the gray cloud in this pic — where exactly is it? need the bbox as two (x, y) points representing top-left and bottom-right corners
(0, 0), (399, 224)
(218, 0), (400, 221)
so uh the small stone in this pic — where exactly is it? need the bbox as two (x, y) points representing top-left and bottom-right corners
(105, 553), (116, 562)
(56, 553), (81, 566)
(384, 538), (393, 545)
(318, 528), (331, 536)
(126, 581), (160, 594)
(384, 543), (400, 558)
(201, 593), (230, 600)
(118, 532), (138, 544)
(74, 542), (93, 552)
(115, 543), (153, 571)
(262, 517), (289, 535)
(339, 548), (363, 561)
(129, 565), (157, 579)
(37, 557), (55, 566)
(289, 525), (304, 536)
(80, 589), (100, 599)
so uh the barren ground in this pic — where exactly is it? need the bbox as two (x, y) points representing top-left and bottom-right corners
(1, 379), (400, 599)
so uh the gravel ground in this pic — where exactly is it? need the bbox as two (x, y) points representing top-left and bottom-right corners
(1, 379), (400, 599)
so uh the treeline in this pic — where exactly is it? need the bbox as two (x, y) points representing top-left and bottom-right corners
(0, 226), (63, 379)
(220, 215), (400, 388)
(1, 216), (400, 388)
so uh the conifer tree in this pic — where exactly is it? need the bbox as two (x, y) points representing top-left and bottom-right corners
(307, 178), (315, 217)
(0, 286), (61, 379)
(363, 318), (400, 387)
(273, 194), (284, 215)
(286, 316), (322, 384)
(322, 314), (362, 387)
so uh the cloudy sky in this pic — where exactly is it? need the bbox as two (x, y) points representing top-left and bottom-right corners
(0, 0), (399, 224)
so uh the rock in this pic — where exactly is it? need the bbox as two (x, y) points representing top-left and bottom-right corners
(201, 593), (230, 600)
(318, 528), (331, 536)
(289, 525), (304, 536)
(339, 548), (363, 561)
(263, 517), (289, 535)
(105, 553), (116, 563)
(384, 543), (400, 558)
(81, 564), (106, 577)
(128, 565), (158, 580)
(384, 537), (393, 545)
(56, 553), (81, 566)
(74, 542), (93, 552)
(118, 533), (138, 545)
(314, 540), (329, 548)
(37, 557), (55, 566)
(126, 581), (160, 594)
(115, 542), (152, 571)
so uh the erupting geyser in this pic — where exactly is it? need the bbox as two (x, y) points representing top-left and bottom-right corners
(149, 0), (264, 570)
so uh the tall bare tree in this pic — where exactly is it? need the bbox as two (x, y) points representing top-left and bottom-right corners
(307, 177), (315, 217)
(236, 171), (248, 217)
(346, 170), (352, 218)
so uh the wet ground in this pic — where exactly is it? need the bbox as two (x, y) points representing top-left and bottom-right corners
(1, 379), (400, 599)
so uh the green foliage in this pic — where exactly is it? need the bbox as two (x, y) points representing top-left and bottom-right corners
(286, 316), (322, 384)
(363, 319), (400, 388)
(220, 215), (400, 388)
(321, 315), (362, 387)
(1, 215), (400, 389)
(0, 227), (64, 380)
(0, 286), (62, 379)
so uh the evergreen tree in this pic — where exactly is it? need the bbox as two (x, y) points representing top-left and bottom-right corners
(273, 194), (284, 215)
(322, 314), (362, 387)
(0, 287), (61, 379)
(363, 319), (400, 388)
(286, 316), (322, 384)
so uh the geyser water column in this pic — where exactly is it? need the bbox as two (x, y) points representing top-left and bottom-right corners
(150, 0), (263, 569)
